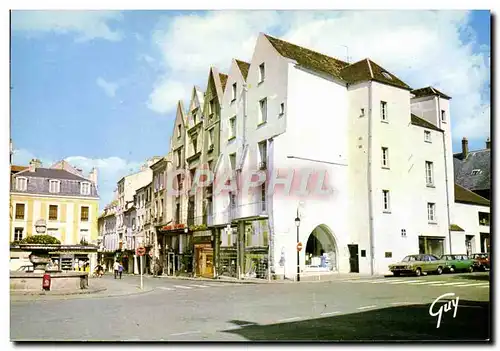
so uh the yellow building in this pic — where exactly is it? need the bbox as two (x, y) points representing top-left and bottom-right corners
(9, 159), (100, 270)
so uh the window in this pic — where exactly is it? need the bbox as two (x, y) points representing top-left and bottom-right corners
(381, 147), (389, 168)
(441, 110), (446, 123)
(192, 136), (198, 154)
(160, 199), (164, 217)
(425, 161), (434, 186)
(177, 149), (182, 167)
(471, 169), (482, 176)
(209, 99), (215, 116)
(81, 206), (89, 222)
(15, 203), (25, 220)
(259, 98), (267, 124)
(231, 82), (237, 102)
(229, 116), (236, 139)
(258, 141), (267, 168)
(229, 153), (236, 171)
(279, 103), (285, 116)
(259, 63), (265, 83)
(381, 101), (387, 121)
(177, 124), (181, 138)
(401, 229), (407, 237)
(49, 205), (58, 221)
(424, 130), (431, 142)
(49, 180), (60, 193)
(208, 128), (214, 147)
(80, 182), (91, 195)
(261, 184), (266, 212)
(80, 229), (89, 244)
(427, 203), (436, 222)
(16, 177), (27, 191)
(478, 212), (490, 226)
(14, 227), (24, 241)
(385, 252), (393, 258)
(192, 107), (198, 124)
(382, 190), (390, 212)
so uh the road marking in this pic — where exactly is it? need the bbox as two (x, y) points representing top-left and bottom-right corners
(388, 280), (420, 285)
(170, 331), (201, 336)
(320, 311), (341, 316)
(455, 283), (490, 288)
(409, 281), (445, 285)
(191, 284), (210, 288)
(370, 279), (402, 284)
(158, 287), (175, 291)
(439, 282), (472, 286)
(357, 305), (377, 310)
(174, 285), (193, 289)
(277, 317), (301, 322)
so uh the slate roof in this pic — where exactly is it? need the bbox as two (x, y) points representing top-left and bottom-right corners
(449, 224), (465, 232)
(11, 167), (99, 198)
(235, 59), (250, 80)
(264, 34), (411, 90)
(453, 149), (491, 192)
(410, 114), (443, 132)
(454, 183), (490, 206)
(411, 86), (451, 100)
(219, 73), (228, 91)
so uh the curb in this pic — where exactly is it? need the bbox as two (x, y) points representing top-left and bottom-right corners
(152, 275), (263, 284)
(11, 287), (107, 296)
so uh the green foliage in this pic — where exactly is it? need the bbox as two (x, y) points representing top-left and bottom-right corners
(19, 235), (61, 245)
(189, 224), (208, 232)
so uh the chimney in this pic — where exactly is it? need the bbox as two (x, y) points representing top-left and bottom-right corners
(29, 159), (42, 172)
(89, 167), (98, 184)
(486, 137), (491, 149)
(462, 137), (469, 159)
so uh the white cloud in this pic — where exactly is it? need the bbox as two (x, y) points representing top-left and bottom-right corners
(11, 10), (123, 42)
(96, 77), (119, 97)
(148, 10), (490, 143)
(12, 149), (142, 210)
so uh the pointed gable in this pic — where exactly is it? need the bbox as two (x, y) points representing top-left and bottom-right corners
(411, 86), (451, 100)
(187, 86), (204, 128)
(235, 59), (250, 80)
(219, 73), (228, 91)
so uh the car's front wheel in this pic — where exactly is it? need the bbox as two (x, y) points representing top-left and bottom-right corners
(468, 266), (474, 273)
(415, 268), (422, 277)
(449, 266), (455, 273)
(436, 266), (443, 275)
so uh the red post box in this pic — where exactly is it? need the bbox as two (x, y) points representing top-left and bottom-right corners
(42, 273), (51, 291)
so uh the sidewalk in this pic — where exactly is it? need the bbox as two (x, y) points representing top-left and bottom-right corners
(10, 277), (154, 302)
(152, 272), (387, 284)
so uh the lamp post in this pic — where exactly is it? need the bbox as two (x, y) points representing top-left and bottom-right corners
(184, 227), (189, 274)
(295, 212), (301, 282)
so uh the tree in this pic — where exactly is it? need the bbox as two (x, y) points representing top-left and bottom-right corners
(19, 235), (61, 245)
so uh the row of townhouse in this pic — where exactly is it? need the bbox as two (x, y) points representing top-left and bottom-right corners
(99, 33), (490, 279)
(10, 157), (100, 271)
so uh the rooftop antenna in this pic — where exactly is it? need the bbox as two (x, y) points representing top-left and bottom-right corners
(338, 45), (350, 63)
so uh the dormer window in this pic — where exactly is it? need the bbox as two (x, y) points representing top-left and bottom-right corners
(49, 180), (61, 193)
(16, 177), (27, 191)
(81, 182), (91, 195)
(231, 83), (237, 102)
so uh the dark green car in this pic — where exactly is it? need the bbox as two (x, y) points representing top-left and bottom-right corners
(440, 254), (475, 273)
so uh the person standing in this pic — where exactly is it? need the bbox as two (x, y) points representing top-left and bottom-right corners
(113, 260), (120, 279)
(118, 262), (123, 279)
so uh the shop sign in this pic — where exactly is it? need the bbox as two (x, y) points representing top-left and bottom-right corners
(161, 223), (186, 231)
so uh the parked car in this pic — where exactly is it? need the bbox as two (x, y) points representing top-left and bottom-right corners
(389, 254), (445, 277)
(471, 253), (490, 271)
(15, 265), (34, 273)
(440, 254), (475, 273)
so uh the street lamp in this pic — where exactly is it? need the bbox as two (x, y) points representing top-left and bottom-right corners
(295, 213), (301, 282)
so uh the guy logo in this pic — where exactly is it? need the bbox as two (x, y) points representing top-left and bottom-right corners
(429, 292), (459, 329)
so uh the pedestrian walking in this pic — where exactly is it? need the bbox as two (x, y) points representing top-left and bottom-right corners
(118, 262), (123, 279)
(113, 260), (120, 279)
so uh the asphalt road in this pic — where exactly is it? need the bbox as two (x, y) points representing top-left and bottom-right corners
(10, 272), (491, 342)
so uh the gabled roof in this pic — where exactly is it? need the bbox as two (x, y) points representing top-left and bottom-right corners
(411, 86), (451, 100)
(264, 34), (349, 81)
(219, 73), (228, 91)
(410, 114), (443, 132)
(454, 183), (490, 206)
(453, 149), (491, 192)
(15, 167), (89, 181)
(235, 59), (250, 80)
(264, 34), (411, 91)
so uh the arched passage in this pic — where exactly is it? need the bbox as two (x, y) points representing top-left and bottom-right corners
(304, 224), (338, 272)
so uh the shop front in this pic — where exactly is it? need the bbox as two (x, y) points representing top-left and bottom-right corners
(193, 230), (214, 278)
(157, 223), (193, 276)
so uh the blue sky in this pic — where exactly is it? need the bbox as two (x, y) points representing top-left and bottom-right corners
(10, 10), (491, 208)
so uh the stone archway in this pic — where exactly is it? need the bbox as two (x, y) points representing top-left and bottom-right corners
(304, 224), (338, 272)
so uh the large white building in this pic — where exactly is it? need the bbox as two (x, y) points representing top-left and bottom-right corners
(210, 33), (490, 278)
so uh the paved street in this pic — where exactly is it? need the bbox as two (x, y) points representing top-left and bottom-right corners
(10, 272), (490, 341)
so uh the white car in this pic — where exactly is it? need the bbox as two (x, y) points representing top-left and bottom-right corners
(15, 265), (34, 272)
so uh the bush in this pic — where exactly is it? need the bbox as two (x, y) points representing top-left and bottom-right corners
(19, 235), (61, 245)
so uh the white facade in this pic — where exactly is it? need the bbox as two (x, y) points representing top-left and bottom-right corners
(451, 203), (490, 254)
